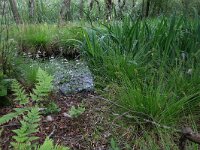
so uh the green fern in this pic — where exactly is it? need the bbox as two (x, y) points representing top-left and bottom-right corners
(12, 143), (31, 150)
(68, 106), (85, 118)
(2, 69), (66, 149)
(37, 138), (70, 150)
(12, 79), (29, 105)
(0, 108), (28, 125)
(11, 107), (40, 149)
(30, 68), (53, 101)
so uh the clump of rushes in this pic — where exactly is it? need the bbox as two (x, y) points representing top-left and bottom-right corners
(12, 24), (83, 58)
(82, 15), (200, 126)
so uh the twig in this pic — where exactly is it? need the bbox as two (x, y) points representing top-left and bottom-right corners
(92, 95), (180, 132)
(92, 95), (152, 119)
(48, 125), (56, 138)
(111, 111), (130, 125)
(179, 127), (200, 150)
(0, 123), (20, 128)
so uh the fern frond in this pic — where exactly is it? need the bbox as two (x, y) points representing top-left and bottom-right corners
(37, 138), (54, 150)
(0, 108), (28, 125)
(11, 142), (31, 150)
(12, 107), (41, 148)
(31, 68), (53, 101)
(37, 138), (70, 150)
(54, 145), (70, 150)
(12, 79), (29, 105)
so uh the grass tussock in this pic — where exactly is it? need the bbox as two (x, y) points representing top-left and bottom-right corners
(11, 24), (83, 58)
(82, 16), (200, 126)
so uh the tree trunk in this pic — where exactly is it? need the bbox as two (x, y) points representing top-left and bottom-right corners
(132, 0), (135, 8)
(145, 0), (150, 17)
(28, 0), (35, 22)
(89, 0), (94, 11)
(118, 0), (126, 18)
(60, 0), (71, 21)
(79, 0), (84, 18)
(90, 0), (100, 12)
(9, 0), (22, 24)
(105, 0), (112, 20)
(131, 0), (135, 15)
(118, 0), (126, 10)
(182, 0), (189, 16)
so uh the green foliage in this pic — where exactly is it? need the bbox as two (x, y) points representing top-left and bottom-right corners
(83, 15), (200, 125)
(11, 107), (40, 149)
(0, 81), (7, 97)
(110, 138), (120, 150)
(44, 102), (61, 115)
(12, 79), (29, 105)
(0, 108), (28, 125)
(11, 67), (53, 103)
(0, 68), (66, 149)
(0, 72), (8, 97)
(135, 132), (175, 150)
(14, 56), (55, 88)
(18, 63), (40, 88)
(10, 107), (70, 150)
(17, 24), (56, 53)
(68, 105), (85, 118)
(12, 25), (83, 57)
(0, 68), (53, 126)
(37, 138), (70, 150)
(30, 68), (53, 102)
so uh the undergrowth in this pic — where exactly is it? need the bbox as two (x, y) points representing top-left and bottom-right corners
(10, 24), (83, 58)
(82, 15), (200, 148)
(0, 68), (68, 149)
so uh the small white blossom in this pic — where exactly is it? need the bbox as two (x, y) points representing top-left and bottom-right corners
(36, 54), (40, 58)
(187, 69), (192, 75)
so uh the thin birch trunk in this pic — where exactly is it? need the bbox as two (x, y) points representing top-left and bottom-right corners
(9, 0), (22, 24)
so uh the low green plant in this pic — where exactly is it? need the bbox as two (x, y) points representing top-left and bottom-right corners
(30, 68), (53, 102)
(11, 24), (83, 58)
(0, 71), (8, 97)
(14, 57), (55, 88)
(68, 105), (85, 118)
(110, 138), (120, 150)
(37, 138), (70, 150)
(11, 107), (41, 149)
(0, 68), (68, 149)
(44, 102), (61, 115)
(0, 68), (53, 125)
(12, 79), (29, 105)
(18, 63), (39, 88)
(16, 24), (56, 55)
(10, 107), (69, 150)
(0, 108), (29, 125)
(83, 15), (200, 126)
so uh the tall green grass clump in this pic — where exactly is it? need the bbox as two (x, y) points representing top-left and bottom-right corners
(11, 24), (83, 57)
(82, 15), (200, 126)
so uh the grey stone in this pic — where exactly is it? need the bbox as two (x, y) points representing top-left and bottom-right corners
(46, 115), (53, 122)
(52, 59), (94, 95)
(63, 112), (71, 118)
